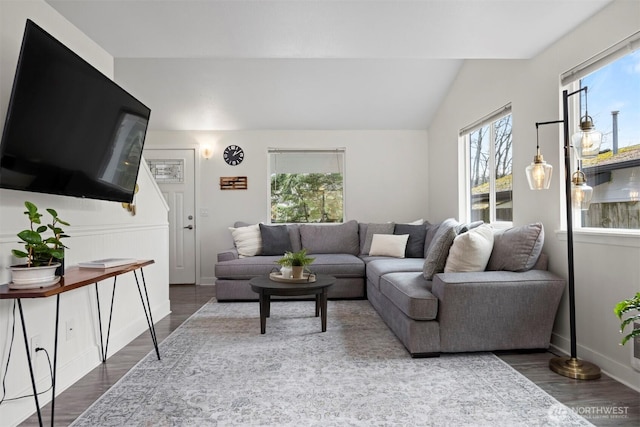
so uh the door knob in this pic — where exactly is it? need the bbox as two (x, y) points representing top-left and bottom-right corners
(184, 225), (193, 230)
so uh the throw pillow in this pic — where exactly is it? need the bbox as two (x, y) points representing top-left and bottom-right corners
(444, 224), (494, 272)
(394, 223), (428, 258)
(369, 234), (410, 258)
(422, 218), (459, 280)
(229, 224), (262, 258)
(299, 220), (360, 255)
(455, 220), (484, 234)
(259, 224), (293, 255)
(423, 223), (439, 257)
(486, 223), (545, 272)
(361, 223), (395, 255)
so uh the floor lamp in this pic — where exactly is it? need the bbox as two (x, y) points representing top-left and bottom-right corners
(525, 87), (602, 380)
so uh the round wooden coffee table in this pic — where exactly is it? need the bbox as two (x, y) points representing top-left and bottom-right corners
(249, 274), (335, 334)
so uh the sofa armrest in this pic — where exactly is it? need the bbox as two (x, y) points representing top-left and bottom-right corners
(217, 249), (239, 262)
(431, 270), (565, 352)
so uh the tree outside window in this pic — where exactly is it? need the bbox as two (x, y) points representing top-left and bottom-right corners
(468, 114), (513, 223)
(269, 150), (344, 223)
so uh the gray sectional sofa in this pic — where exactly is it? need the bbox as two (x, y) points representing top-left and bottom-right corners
(214, 219), (565, 357)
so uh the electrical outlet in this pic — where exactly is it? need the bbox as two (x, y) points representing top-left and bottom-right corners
(30, 335), (42, 361)
(30, 335), (42, 377)
(66, 319), (75, 341)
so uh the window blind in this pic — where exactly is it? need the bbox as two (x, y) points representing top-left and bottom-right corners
(459, 103), (512, 136)
(561, 30), (640, 86)
(268, 148), (345, 175)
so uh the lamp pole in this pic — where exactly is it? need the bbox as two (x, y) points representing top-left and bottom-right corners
(540, 89), (601, 380)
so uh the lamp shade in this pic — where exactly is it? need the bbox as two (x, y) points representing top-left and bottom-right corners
(572, 117), (602, 159)
(571, 171), (593, 210)
(525, 151), (553, 190)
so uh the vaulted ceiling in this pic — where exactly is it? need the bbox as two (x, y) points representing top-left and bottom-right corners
(46, 0), (613, 131)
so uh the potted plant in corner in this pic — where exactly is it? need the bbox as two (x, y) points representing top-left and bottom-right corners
(9, 201), (70, 289)
(614, 293), (640, 346)
(276, 249), (315, 279)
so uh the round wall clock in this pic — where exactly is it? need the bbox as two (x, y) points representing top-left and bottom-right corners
(223, 145), (244, 166)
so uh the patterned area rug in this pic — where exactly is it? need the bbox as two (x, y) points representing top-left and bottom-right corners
(72, 300), (591, 426)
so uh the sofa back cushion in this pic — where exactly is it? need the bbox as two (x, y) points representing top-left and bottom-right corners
(486, 222), (544, 272)
(300, 220), (360, 255)
(287, 224), (302, 252)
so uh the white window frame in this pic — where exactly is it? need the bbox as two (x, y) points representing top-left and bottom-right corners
(267, 148), (346, 224)
(561, 30), (640, 233)
(459, 104), (513, 227)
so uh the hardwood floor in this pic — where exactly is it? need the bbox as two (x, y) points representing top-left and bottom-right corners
(21, 285), (640, 426)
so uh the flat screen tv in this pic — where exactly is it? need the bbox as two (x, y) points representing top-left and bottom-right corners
(0, 19), (151, 203)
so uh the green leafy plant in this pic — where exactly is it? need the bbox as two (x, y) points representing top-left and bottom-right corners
(614, 292), (640, 345)
(276, 249), (315, 268)
(12, 201), (70, 267)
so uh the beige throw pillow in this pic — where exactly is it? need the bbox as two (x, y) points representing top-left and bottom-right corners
(229, 224), (262, 257)
(369, 234), (410, 258)
(444, 224), (494, 272)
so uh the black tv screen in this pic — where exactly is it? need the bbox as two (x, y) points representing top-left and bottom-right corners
(0, 19), (150, 203)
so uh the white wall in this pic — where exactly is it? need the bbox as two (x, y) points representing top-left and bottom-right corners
(145, 130), (429, 283)
(0, 2), (170, 425)
(428, 0), (640, 389)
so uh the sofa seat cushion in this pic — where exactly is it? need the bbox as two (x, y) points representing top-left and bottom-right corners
(379, 272), (437, 321)
(365, 258), (425, 290)
(215, 254), (364, 280)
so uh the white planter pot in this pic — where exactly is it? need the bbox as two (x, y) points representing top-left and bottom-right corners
(9, 263), (61, 290)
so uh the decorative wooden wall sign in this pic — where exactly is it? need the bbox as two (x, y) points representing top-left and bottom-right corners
(220, 176), (248, 190)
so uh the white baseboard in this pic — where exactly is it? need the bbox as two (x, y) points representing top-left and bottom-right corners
(199, 277), (216, 286)
(550, 332), (640, 392)
(7, 300), (171, 427)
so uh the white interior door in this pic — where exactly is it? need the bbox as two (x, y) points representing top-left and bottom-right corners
(144, 149), (196, 284)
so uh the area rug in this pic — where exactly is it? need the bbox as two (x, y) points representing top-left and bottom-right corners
(71, 299), (591, 426)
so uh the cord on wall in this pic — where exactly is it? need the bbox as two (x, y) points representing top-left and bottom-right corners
(0, 301), (54, 405)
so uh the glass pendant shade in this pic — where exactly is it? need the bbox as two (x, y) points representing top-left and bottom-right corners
(571, 170), (593, 210)
(525, 149), (553, 190)
(572, 116), (602, 159)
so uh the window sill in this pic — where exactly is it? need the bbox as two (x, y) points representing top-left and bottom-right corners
(555, 228), (640, 248)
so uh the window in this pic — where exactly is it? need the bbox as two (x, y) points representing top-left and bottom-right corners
(563, 31), (640, 230)
(461, 106), (513, 224)
(268, 149), (345, 223)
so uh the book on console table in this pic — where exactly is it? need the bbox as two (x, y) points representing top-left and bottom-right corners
(78, 258), (139, 269)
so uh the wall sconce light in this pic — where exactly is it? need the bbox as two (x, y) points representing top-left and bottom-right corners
(202, 145), (213, 160)
(526, 87), (602, 380)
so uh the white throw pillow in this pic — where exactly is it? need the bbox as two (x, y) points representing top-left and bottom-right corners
(229, 224), (262, 257)
(444, 224), (494, 272)
(369, 234), (410, 258)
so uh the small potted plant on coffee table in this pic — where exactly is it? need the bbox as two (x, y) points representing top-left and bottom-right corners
(276, 249), (315, 279)
(9, 201), (70, 289)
